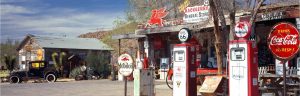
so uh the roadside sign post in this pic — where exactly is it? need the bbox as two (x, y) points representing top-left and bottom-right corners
(118, 53), (134, 96)
(267, 22), (299, 96)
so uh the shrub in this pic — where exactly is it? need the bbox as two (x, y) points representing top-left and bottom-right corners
(85, 51), (111, 79)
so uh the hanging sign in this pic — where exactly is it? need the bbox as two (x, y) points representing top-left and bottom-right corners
(183, 5), (209, 23)
(118, 53), (134, 76)
(268, 22), (300, 60)
(234, 21), (251, 39)
(259, 11), (285, 21)
(178, 28), (192, 42)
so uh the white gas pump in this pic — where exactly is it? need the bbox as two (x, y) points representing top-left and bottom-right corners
(228, 21), (258, 96)
(173, 28), (197, 96)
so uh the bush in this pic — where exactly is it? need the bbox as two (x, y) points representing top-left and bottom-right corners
(85, 51), (111, 79)
(69, 67), (84, 78)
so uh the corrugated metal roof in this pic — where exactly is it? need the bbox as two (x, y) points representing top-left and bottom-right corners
(32, 36), (113, 50)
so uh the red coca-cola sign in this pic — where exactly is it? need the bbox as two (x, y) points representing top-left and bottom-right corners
(268, 22), (300, 60)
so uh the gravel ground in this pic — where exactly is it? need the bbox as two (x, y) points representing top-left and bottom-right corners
(1, 79), (174, 96)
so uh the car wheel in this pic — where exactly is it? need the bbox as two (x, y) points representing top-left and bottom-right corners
(10, 76), (20, 83)
(45, 73), (56, 83)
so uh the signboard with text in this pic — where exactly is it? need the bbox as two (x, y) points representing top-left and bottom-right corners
(118, 53), (134, 76)
(268, 22), (300, 60)
(183, 5), (209, 23)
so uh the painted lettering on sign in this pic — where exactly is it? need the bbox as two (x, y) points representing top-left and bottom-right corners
(270, 35), (297, 45)
(261, 11), (284, 21)
(118, 62), (134, 69)
(268, 22), (300, 60)
(183, 6), (209, 23)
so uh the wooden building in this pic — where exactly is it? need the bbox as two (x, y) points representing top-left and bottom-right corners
(16, 34), (113, 77)
(113, 3), (300, 77)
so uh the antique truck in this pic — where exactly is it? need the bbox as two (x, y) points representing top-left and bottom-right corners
(9, 61), (59, 83)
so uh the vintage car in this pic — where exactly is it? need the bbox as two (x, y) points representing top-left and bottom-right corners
(9, 61), (59, 83)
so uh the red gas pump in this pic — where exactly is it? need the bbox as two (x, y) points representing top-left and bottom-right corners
(188, 37), (201, 67)
(173, 28), (197, 96)
(228, 21), (258, 96)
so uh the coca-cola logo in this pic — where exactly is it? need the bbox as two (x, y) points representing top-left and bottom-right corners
(268, 22), (300, 60)
(270, 35), (297, 45)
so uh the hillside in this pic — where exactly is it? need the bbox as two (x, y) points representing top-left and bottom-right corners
(79, 31), (109, 39)
(79, 22), (139, 64)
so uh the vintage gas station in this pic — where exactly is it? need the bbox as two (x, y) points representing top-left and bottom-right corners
(113, 2), (300, 96)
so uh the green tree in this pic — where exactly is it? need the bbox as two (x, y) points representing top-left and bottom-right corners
(1, 38), (19, 69)
(4, 55), (16, 72)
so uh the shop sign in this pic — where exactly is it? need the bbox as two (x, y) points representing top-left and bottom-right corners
(260, 11), (285, 21)
(234, 21), (251, 39)
(268, 22), (300, 60)
(147, 7), (168, 27)
(178, 0), (190, 12)
(118, 53), (134, 76)
(183, 5), (209, 23)
(178, 28), (191, 42)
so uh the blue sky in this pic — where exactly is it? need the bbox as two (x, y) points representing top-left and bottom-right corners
(1, 0), (128, 42)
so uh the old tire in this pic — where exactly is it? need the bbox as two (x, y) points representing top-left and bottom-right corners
(45, 73), (56, 83)
(10, 76), (20, 83)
